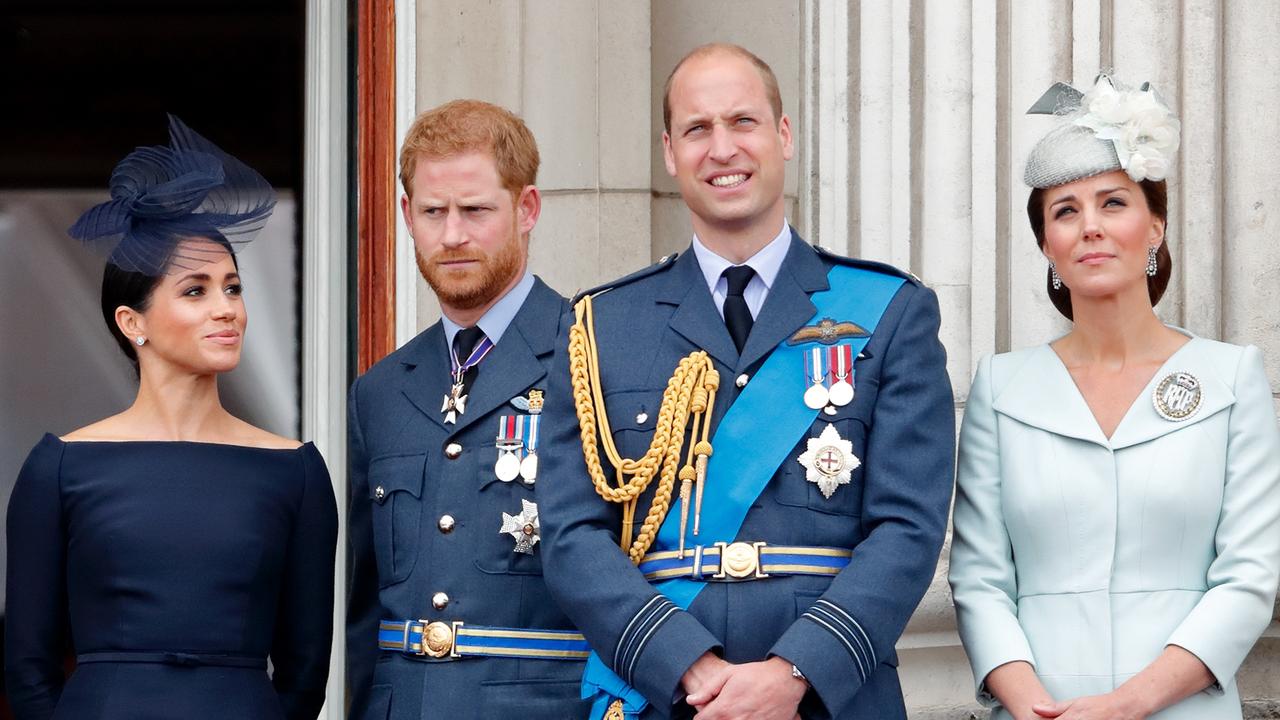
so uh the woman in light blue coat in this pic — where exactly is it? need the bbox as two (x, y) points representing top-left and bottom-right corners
(949, 75), (1280, 720)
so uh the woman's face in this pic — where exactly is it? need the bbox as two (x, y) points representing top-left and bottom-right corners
(129, 241), (247, 376)
(1041, 169), (1164, 302)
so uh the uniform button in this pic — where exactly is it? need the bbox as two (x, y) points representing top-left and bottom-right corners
(438, 515), (456, 533)
(635, 412), (648, 424)
(445, 442), (463, 459)
(374, 485), (385, 500)
(735, 373), (749, 388)
(432, 592), (449, 610)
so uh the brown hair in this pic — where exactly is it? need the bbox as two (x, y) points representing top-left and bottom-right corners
(1027, 179), (1171, 321)
(662, 43), (784, 133)
(399, 99), (540, 199)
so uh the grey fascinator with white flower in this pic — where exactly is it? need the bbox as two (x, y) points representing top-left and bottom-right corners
(1023, 74), (1181, 189)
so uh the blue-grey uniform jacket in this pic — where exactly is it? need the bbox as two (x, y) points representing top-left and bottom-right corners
(347, 277), (590, 719)
(538, 233), (956, 719)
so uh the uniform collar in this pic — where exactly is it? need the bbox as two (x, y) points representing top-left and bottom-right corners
(691, 220), (791, 293)
(441, 271), (534, 348)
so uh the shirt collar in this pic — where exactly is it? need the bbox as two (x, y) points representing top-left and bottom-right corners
(691, 221), (791, 293)
(442, 271), (535, 349)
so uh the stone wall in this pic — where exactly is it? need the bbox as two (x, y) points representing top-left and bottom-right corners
(410, 1), (1280, 715)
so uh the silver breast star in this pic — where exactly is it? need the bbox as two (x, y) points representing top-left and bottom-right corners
(500, 498), (540, 554)
(796, 424), (860, 499)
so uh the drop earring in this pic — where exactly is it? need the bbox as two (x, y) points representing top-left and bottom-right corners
(1146, 245), (1158, 277)
(1049, 261), (1062, 290)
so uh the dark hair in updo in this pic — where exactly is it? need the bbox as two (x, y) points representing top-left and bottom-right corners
(1026, 178), (1171, 321)
(100, 235), (239, 375)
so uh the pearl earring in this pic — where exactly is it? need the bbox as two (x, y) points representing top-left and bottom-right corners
(135, 336), (147, 347)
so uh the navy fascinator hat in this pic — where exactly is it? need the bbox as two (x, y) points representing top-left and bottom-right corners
(68, 115), (276, 276)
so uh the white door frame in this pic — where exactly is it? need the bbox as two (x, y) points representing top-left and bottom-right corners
(394, 0), (419, 346)
(302, 0), (349, 716)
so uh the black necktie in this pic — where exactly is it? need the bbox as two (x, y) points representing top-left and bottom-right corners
(452, 326), (487, 391)
(721, 265), (756, 354)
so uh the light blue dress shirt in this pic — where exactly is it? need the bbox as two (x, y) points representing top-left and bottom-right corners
(441, 271), (535, 350)
(691, 221), (791, 320)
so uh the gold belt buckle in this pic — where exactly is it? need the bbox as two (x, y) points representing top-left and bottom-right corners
(712, 541), (769, 580)
(416, 620), (463, 659)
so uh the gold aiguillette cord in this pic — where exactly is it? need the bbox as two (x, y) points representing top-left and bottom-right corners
(569, 294), (719, 564)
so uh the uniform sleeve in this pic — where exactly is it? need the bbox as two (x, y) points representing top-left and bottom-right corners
(946, 355), (1036, 706)
(271, 444), (339, 720)
(1165, 344), (1280, 689)
(538, 310), (721, 712)
(344, 377), (382, 713)
(769, 284), (956, 718)
(4, 436), (70, 720)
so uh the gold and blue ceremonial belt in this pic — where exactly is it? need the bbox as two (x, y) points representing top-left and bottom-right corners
(638, 542), (852, 582)
(378, 619), (590, 661)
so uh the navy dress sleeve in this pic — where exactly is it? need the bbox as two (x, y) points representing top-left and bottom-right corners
(5, 435), (70, 720)
(270, 443), (339, 720)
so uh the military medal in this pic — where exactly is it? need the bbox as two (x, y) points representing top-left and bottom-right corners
(827, 344), (855, 407)
(796, 424), (860, 499)
(519, 414), (540, 485)
(803, 347), (830, 409)
(494, 415), (524, 482)
(1153, 371), (1202, 422)
(500, 498), (540, 554)
(442, 333), (495, 424)
(441, 382), (467, 425)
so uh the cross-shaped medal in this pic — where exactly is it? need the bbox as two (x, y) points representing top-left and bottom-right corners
(441, 330), (495, 424)
(441, 380), (468, 424)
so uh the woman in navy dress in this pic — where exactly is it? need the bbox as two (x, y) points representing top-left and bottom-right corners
(5, 116), (338, 720)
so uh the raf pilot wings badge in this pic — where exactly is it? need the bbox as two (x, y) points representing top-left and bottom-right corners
(787, 317), (869, 346)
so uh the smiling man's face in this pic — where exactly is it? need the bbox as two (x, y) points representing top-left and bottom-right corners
(662, 50), (793, 243)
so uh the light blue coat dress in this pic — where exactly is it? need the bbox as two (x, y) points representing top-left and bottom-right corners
(949, 336), (1280, 719)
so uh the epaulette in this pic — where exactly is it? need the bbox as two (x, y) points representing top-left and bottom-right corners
(571, 252), (681, 304)
(812, 244), (926, 286)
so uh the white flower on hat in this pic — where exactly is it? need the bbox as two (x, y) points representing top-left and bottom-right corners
(1074, 75), (1181, 183)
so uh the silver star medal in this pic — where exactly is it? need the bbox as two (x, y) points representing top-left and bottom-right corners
(796, 424), (860, 499)
(500, 498), (540, 554)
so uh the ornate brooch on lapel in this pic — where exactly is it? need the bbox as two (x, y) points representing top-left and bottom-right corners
(1153, 371), (1202, 422)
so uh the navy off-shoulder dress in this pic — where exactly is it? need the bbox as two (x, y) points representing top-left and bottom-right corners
(5, 434), (338, 720)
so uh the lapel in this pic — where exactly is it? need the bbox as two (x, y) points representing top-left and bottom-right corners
(737, 232), (827, 371)
(655, 249), (739, 369)
(1108, 338), (1235, 449)
(398, 323), (454, 432)
(991, 338), (1236, 450)
(446, 278), (561, 436)
(655, 231), (829, 372)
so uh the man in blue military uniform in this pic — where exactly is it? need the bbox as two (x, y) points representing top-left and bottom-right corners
(347, 100), (590, 719)
(538, 44), (956, 719)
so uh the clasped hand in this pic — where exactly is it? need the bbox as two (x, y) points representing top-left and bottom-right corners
(1030, 690), (1148, 720)
(682, 654), (806, 720)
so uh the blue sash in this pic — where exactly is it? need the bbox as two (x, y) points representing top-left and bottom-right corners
(582, 264), (906, 719)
